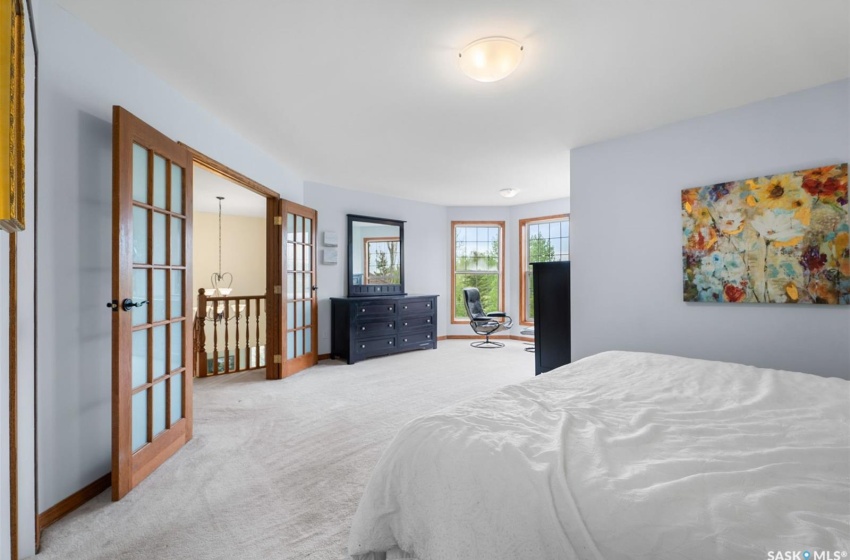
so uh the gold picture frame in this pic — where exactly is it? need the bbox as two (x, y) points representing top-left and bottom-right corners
(0, 0), (24, 232)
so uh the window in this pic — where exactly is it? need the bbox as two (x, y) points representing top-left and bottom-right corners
(452, 221), (505, 322)
(519, 215), (569, 324)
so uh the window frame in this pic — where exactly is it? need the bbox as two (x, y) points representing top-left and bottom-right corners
(451, 220), (506, 324)
(519, 214), (569, 326)
(363, 236), (401, 285)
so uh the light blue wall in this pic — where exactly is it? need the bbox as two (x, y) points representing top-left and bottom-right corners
(571, 80), (850, 378)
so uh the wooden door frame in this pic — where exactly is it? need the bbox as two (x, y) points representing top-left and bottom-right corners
(178, 145), (283, 380)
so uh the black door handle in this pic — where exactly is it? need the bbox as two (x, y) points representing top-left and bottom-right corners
(311, 285), (318, 291)
(122, 298), (149, 312)
(107, 299), (149, 312)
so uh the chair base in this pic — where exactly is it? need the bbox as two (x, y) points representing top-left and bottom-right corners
(470, 339), (505, 349)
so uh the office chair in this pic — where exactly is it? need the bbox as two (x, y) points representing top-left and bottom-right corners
(462, 287), (513, 348)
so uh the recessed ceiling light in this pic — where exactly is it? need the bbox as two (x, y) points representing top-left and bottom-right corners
(458, 37), (524, 83)
(499, 188), (520, 198)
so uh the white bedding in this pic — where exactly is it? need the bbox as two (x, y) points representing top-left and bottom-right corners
(348, 351), (850, 560)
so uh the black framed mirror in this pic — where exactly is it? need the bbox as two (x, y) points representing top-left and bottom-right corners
(347, 214), (405, 297)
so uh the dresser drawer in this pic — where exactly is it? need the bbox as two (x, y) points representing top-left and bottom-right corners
(399, 298), (435, 316)
(400, 330), (435, 348)
(355, 319), (397, 339)
(399, 315), (434, 332)
(354, 301), (397, 317)
(354, 336), (397, 355)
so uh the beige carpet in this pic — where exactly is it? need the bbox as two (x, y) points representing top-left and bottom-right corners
(36, 340), (534, 560)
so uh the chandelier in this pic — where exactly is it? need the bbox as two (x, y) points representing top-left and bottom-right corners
(201, 196), (243, 324)
(210, 196), (233, 297)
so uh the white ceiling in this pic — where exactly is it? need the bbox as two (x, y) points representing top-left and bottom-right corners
(58, 0), (849, 206)
(194, 164), (267, 218)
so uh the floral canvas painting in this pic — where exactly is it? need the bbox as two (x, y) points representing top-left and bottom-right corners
(682, 164), (849, 304)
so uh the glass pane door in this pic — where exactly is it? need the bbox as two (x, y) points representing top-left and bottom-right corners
(113, 106), (193, 500)
(286, 212), (313, 359)
(130, 144), (187, 452)
(282, 200), (318, 376)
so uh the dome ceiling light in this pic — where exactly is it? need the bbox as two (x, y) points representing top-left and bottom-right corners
(499, 188), (520, 198)
(458, 37), (524, 83)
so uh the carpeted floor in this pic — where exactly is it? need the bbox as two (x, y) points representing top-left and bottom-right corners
(35, 340), (534, 560)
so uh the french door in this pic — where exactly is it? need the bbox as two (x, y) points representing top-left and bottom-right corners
(282, 201), (318, 376)
(111, 106), (193, 500)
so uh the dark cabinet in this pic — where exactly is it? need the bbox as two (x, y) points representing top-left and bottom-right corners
(532, 262), (570, 375)
(331, 295), (438, 364)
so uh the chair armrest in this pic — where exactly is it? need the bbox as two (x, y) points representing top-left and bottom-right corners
(486, 312), (507, 318)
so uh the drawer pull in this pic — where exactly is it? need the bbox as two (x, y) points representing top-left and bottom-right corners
(403, 305), (408, 309)
(427, 334), (431, 339)
(388, 340), (393, 345)
(426, 303), (431, 308)
(360, 344), (366, 349)
(361, 308), (366, 313)
(361, 326), (366, 331)
(388, 306), (393, 311)
(403, 322), (408, 326)
(388, 323), (393, 327)
(427, 319), (431, 323)
(403, 338), (408, 342)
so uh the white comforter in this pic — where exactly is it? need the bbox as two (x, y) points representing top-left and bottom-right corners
(348, 351), (850, 560)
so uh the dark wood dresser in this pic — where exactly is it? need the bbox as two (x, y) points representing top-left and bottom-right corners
(532, 261), (570, 375)
(330, 295), (438, 364)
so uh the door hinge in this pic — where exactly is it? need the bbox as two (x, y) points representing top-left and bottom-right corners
(274, 285), (282, 295)
(273, 354), (282, 364)
(274, 216), (283, 226)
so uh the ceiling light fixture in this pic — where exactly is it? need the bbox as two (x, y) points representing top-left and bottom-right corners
(210, 196), (234, 297)
(458, 37), (524, 83)
(499, 188), (520, 198)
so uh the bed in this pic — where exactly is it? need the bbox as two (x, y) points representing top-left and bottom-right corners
(348, 351), (850, 560)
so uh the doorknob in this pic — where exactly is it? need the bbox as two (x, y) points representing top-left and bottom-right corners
(311, 285), (318, 291)
(108, 298), (149, 312)
(122, 298), (149, 312)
